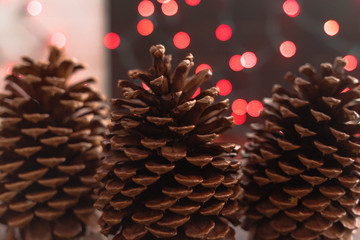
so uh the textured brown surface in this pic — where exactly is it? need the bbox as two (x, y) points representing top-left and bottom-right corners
(241, 57), (360, 239)
(0, 47), (109, 239)
(95, 44), (244, 239)
(0, 224), (359, 239)
(0, 223), (107, 240)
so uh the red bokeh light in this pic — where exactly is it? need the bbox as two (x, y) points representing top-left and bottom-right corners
(192, 88), (201, 99)
(283, 0), (300, 17)
(142, 82), (150, 91)
(26, 0), (42, 16)
(216, 79), (232, 96)
(50, 33), (67, 49)
(247, 100), (264, 117)
(185, 0), (201, 6)
(229, 55), (244, 71)
(232, 113), (246, 125)
(343, 55), (358, 71)
(324, 20), (339, 36)
(173, 32), (190, 49)
(279, 41), (296, 58)
(215, 24), (232, 41)
(195, 64), (212, 74)
(241, 52), (257, 69)
(341, 88), (350, 93)
(161, 0), (178, 16)
(157, 0), (170, 3)
(104, 32), (120, 49)
(138, 0), (155, 17)
(137, 19), (154, 36)
(232, 99), (247, 115)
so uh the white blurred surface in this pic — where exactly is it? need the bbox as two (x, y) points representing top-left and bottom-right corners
(0, 0), (107, 94)
(236, 228), (248, 239)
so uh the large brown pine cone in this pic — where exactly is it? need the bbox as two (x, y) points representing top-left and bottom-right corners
(0, 47), (109, 239)
(241, 57), (360, 240)
(95, 44), (244, 240)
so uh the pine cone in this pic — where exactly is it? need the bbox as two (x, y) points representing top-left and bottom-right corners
(241, 57), (360, 240)
(95, 44), (244, 240)
(0, 47), (109, 239)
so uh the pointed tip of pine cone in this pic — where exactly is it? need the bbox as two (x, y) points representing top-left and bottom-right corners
(331, 56), (346, 75)
(198, 68), (213, 78)
(48, 45), (64, 65)
(49, 45), (61, 52)
(179, 59), (191, 69)
(298, 63), (316, 76)
(150, 44), (166, 58)
(186, 53), (194, 61)
(298, 62), (312, 71)
(334, 56), (347, 69)
(284, 71), (295, 83)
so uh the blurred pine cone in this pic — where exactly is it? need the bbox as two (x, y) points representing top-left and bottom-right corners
(95, 44), (244, 240)
(0, 47), (109, 239)
(242, 57), (360, 240)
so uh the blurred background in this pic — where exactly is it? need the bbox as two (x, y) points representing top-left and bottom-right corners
(108, 0), (360, 145)
(1, 0), (360, 142)
(1, 0), (360, 238)
(0, 0), (107, 93)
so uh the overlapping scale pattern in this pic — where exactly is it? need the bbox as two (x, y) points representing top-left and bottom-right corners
(0, 47), (108, 239)
(242, 57), (360, 240)
(95, 44), (243, 239)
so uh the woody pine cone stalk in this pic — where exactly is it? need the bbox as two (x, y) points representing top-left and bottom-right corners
(95, 44), (244, 240)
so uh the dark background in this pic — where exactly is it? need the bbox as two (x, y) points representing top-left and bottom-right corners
(107, 0), (360, 142)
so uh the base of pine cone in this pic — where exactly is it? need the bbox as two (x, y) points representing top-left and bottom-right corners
(1, 210), (106, 240)
(1, 224), (358, 239)
(1, 225), (107, 240)
(236, 229), (359, 240)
